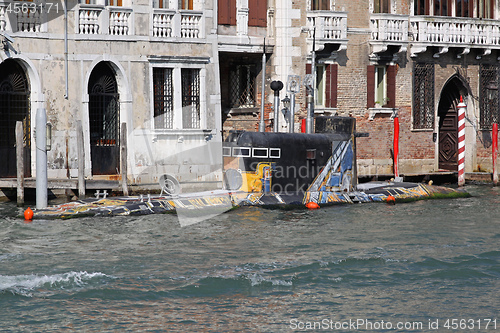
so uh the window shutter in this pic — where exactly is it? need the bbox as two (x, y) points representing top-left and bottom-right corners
(387, 65), (396, 108)
(218, 0), (236, 25)
(326, 64), (338, 108)
(367, 65), (375, 108)
(249, 0), (267, 27)
(306, 64), (311, 75)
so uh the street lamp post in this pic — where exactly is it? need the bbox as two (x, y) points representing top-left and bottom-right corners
(287, 75), (301, 133)
(282, 95), (291, 132)
(270, 80), (284, 133)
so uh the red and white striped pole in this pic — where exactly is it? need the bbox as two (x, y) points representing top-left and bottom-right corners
(457, 96), (466, 187)
(493, 123), (498, 185)
(393, 114), (399, 179)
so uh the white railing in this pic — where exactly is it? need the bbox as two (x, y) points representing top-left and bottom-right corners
(180, 11), (202, 38)
(77, 5), (132, 36)
(370, 14), (408, 42)
(151, 10), (203, 39)
(152, 9), (175, 38)
(79, 5), (102, 35)
(306, 11), (347, 41)
(410, 16), (500, 47)
(18, 12), (41, 32)
(109, 7), (132, 36)
(0, 1), (43, 32)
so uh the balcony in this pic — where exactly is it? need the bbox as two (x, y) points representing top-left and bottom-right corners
(369, 13), (409, 56)
(409, 16), (500, 58)
(78, 5), (132, 36)
(306, 11), (348, 53)
(151, 9), (204, 39)
(0, 1), (46, 33)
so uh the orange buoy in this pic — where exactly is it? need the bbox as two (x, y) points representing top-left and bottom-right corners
(305, 202), (320, 209)
(386, 195), (396, 205)
(24, 207), (34, 221)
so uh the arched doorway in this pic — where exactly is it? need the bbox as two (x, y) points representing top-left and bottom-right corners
(88, 62), (120, 175)
(438, 77), (466, 171)
(0, 59), (31, 178)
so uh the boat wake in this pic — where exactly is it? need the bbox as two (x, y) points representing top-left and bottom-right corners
(0, 271), (114, 297)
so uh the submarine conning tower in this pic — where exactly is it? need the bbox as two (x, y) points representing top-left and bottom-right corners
(223, 116), (359, 196)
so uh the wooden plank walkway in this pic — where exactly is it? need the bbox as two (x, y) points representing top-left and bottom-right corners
(0, 178), (120, 190)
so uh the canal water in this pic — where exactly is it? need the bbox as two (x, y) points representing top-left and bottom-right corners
(1, 184), (499, 332)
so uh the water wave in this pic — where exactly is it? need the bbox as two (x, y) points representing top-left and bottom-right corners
(0, 271), (114, 297)
(176, 273), (295, 297)
(172, 257), (397, 297)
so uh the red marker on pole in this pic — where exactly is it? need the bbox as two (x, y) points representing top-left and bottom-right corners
(493, 123), (498, 185)
(457, 96), (466, 187)
(393, 114), (399, 179)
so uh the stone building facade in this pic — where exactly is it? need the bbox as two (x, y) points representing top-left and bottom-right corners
(0, 0), (224, 192)
(224, 0), (500, 178)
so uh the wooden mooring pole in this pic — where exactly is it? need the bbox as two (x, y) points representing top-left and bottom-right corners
(457, 96), (466, 187)
(493, 123), (498, 185)
(16, 121), (24, 206)
(120, 122), (129, 197)
(77, 121), (86, 198)
(393, 114), (400, 180)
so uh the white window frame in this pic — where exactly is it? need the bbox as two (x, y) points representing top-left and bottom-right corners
(252, 148), (268, 158)
(269, 148), (281, 159)
(150, 58), (207, 131)
(232, 147), (251, 157)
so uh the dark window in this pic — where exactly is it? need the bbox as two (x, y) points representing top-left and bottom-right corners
(414, 0), (493, 18)
(181, 68), (200, 129)
(434, 0), (451, 16)
(153, 68), (174, 129)
(456, 0), (471, 17)
(311, 0), (329, 10)
(230, 65), (256, 108)
(233, 147), (250, 157)
(269, 148), (280, 158)
(374, 0), (390, 13)
(413, 63), (435, 129)
(480, 64), (500, 129)
(252, 148), (268, 158)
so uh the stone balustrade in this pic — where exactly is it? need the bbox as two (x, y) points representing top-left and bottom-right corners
(109, 7), (132, 36)
(410, 16), (500, 46)
(0, 1), (43, 33)
(370, 14), (408, 42)
(152, 9), (175, 38)
(307, 11), (347, 41)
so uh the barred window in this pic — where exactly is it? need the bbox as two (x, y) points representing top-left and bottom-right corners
(480, 64), (500, 130)
(412, 63), (434, 130)
(230, 65), (256, 108)
(153, 68), (174, 129)
(181, 68), (200, 129)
